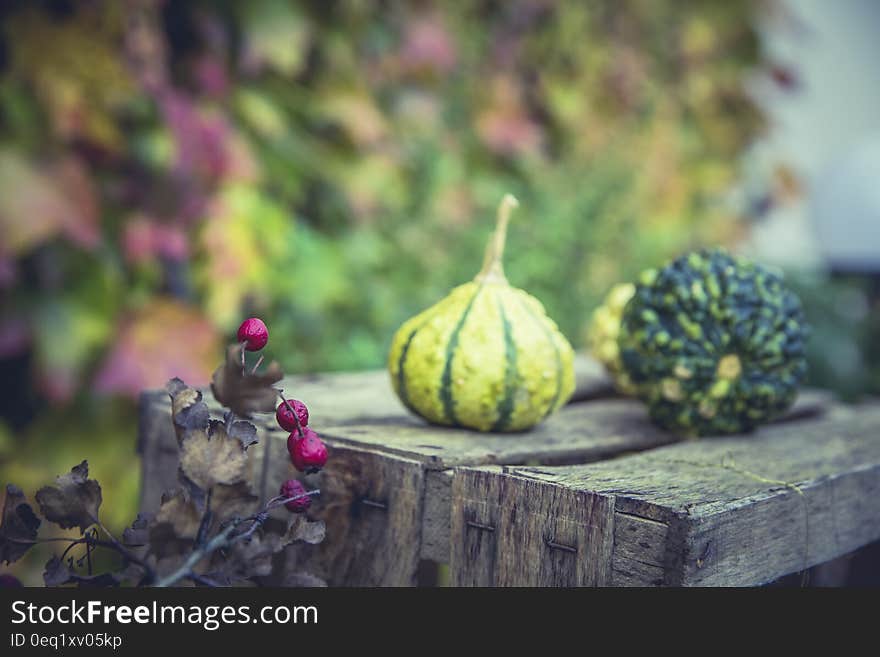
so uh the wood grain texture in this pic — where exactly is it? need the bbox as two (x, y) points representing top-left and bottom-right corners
(137, 393), (182, 513)
(321, 399), (677, 469)
(421, 470), (453, 562)
(319, 389), (830, 470)
(301, 445), (426, 586)
(451, 467), (615, 586)
(453, 405), (880, 586)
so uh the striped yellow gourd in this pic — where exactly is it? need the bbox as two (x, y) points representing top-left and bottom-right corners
(388, 194), (575, 432)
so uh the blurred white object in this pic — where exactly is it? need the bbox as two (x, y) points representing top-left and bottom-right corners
(810, 135), (880, 270)
(747, 0), (880, 270)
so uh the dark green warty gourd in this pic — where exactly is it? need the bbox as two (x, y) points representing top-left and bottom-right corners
(618, 248), (809, 437)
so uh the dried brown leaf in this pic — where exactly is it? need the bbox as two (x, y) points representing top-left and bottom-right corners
(285, 516), (326, 545)
(167, 378), (210, 444)
(228, 419), (258, 449)
(0, 484), (41, 564)
(219, 514), (324, 581)
(43, 555), (75, 587)
(154, 489), (201, 539)
(211, 481), (259, 525)
(43, 556), (122, 588)
(35, 461), (102, 534)
(226, 532), (283, 578)
(148, 489), (201, 559)
(179, 423), (249, 491)
(75, 572), (122, 588)
(211, 344), (282, 417)
(122, 512), (153, 547)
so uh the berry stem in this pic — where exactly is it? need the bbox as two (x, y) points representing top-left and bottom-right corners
(475, 193), (518, 284)
(239, 341), (248, 374)
(266, 489), (320, 512)
(250, 354), (264, 374)
(276, 388), (305, 439)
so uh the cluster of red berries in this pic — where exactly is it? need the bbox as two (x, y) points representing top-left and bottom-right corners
(277, 402), (327, 472)
(237, 318), (329, 515)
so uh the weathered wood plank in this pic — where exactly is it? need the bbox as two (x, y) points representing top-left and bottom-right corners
(322, 399), (677, 469)
(320, 389), (831, 470)
(451, 468), (615, 586)
(421, 470), (454, 562)
(452, 405), (880, 586)
(300, 445), (426, 586)
(137, 393), (183, 514)
(611, 512), (668, 587)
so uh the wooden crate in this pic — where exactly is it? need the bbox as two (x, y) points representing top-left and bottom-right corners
(450, 404), (880, 586)
(137, 353), (837, 586)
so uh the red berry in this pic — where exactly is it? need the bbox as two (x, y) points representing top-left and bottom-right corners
(279, 479), (311, 513)
(276, 399), (309, 431)
(286, 429), (301, 455)
(237, 317), (268, 351)
(288, 427), (328, 473)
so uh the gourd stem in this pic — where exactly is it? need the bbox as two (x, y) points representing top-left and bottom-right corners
(476, 194), (519, 283)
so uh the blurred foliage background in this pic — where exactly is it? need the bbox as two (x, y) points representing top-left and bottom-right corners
(1, 0), (878, 583)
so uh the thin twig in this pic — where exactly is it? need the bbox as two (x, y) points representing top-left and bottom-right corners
(86, 529), (94, 576)
(7, 536), (91, 545)
(196, 488), (214, 548)
(154, 490), (320, 587)
(59, 537), (86, 562)
(266, 490), (320, 512)
(239, 512), (269, 542)
(154, 523), (238, 588)
(9, 534), (155, 580)
(240, 490), (321, 522)
(98, 521), (156, 581)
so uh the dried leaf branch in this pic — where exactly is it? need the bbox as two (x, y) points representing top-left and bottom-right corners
(1, 334), (328, 588)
